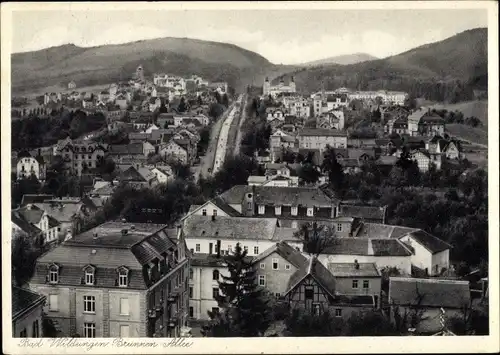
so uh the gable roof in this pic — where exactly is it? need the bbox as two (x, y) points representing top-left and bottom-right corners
(119, 166), (147, 182)
(14, 205), (45, 224)
(11, 211), (43, 236)
(389, 277), (470, 309)
(298, 128), (347, 137)
(182, 215), (278, 241)
(286, 257), (337, 299)
(34, 201), (84, 223)
(338, 205), (386, 222)
(403, 230), (452, 254)
(321, 238), (412, 256)
(327, 262), (380, 277)
(12, 286), (46, 321)
(108, 143), (144, 155)
(252, 241), (308, 268)
(355, 222), (420, 239)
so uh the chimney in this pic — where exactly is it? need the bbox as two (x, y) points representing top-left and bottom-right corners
(216, 240), (221, 258)
(354, 259), (359, 270)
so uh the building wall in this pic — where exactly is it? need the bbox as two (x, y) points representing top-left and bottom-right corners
(255, 252), (300, 297)
(13, 304), (44, 337)
(317, 254), (412, 275)
(432, 249), (450, 276)
(17, 157), (45, 180)
(185, 238), (286, 257)
(334, 277), (381, 297)
(190, 264), (228, 320)
(188, 202), (232, 218)
(399, 235), (433, 274)
(298, 135), (347, 150)
(108, 289), (145, 337)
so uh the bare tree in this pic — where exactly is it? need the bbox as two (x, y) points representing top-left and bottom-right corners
(293, 222), (339, 257)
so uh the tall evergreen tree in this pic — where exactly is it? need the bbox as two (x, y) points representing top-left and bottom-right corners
(178, 97), (187, 113)
(202, 243), (272, 337)
(321, 145), (344, 193)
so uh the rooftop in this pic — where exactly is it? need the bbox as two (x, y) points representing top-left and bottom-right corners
(65, 221), (169, 248)
(253, 241), (308, 269)
(389, 277), (470, 308)
(327, 262), (381, 277)
(298, 128), (347, 137)
(404, 230), (452, 254)
(12, 286), (46, 321)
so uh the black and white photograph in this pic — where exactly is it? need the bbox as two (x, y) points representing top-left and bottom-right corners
(2, 1), (498, 354)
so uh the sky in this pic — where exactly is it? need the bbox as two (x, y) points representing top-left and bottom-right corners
(11, 8), (488, 64)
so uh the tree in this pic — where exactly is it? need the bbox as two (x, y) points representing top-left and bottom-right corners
(298, 163), (320, 186)
(12, 232), (41, 287)
(285, 308), (342, 336)
(345, 310), (397, 336)
(197, 95), (203, 106)
(222, 93), (229, 108)
(321, 145), (344, 193)
(178, 97), (187, 113)
(214, 91), (222, 104)
(295, 222), (337, 257)
(202, 243), (272, 337)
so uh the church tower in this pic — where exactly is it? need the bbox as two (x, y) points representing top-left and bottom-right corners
(290, 76), (296, 93)
(263, 77), (271, 96)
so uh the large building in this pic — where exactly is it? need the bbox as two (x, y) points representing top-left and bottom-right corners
(12, 286), (46, 338)
(53, 138), (107, 177)
(16, 150), (47, 181)
(30, 221), (191, 338)
(297, 128), (348, 151)
(263, 77), (296, 97)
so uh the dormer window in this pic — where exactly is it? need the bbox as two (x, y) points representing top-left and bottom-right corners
(117, 266), (129, 287)
(275, 205), (282, 216)
(83, 265), (95, 285)
(258, 205), (265, 215)
(307, 208), (314, 217)
(291, 206), (298, 216)
(48, 264), (59, 284)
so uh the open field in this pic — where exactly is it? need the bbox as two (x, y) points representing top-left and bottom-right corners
(446, 123), (488, 146)
(428, 100), (488, 126)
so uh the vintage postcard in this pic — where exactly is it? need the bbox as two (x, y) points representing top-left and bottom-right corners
(1, 1), (498, 354)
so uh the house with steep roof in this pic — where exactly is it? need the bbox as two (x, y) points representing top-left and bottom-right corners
(12, 204), (60, 246)
(388, 277), (471, 334)
(285, 256), (376, 319)
(54, 140), (107, 176)
(159, 140), (189, 164)
(108, 142), (155, 160)
(253, 241), (309, 299)
(30, 221), (190, 338)
(16, 150), (47, 181)
(411, 149), (442, 172)
(247, 174), (299, 187)
(337, 204), (387, 224)
(118, 166), (158, 188)
(399, 230), (452, 276)
(12, 286), (46, 338)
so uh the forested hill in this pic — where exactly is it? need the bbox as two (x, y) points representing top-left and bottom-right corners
(274, 28), (488, 102)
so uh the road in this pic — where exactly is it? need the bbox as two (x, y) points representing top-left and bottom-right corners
(212, 94), (243, 175)
(194, 95), (243, 181)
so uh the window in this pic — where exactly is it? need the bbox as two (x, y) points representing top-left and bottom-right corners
(212, 288), (219, 299)
(275, 293), (281, 298)
(247, 202), (252, 210)
(228, 245), (232, 253)
(260, 263), (265, 269)
(189, 286), (193, 298)
(49, 265), (59, 283)
(83, 296), (96, 313)
(189, 307), (194, 318)
(335, 308), (342, 318)
(84, 267), (95, 285)
(118, 268), (128, 287)
(195, 244), (200, 252)
(285, 264), (291, 270)
(305, 287), (314, 300)
(363, 280), (370, 289)
(272, 258), (279, 270)
(83, 323), (96, 338)
(259, 275), (266, 286)
(352, 280), (358, 289)
(213, 209), (217, 216)
(254, 246), (259, 255)
(20, 328), (27, 337)
(244, 246), (248, 252)
(337, 223), (343, 232)
(189, 268), (193, 280)
(32, 320), (40, 337)
(202, 209), (207, 216)
(212, 270), (219, 281)
(211, 307), (219, 314)
(120, 298), (129, 315)
(275, 205), (282, 216)
(258, 205), (265, 215)
(291, 221), (298, 229)
(48, 294), (58, 311)
(119, 325), (129, 338)
(307, 208), (314, 216)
